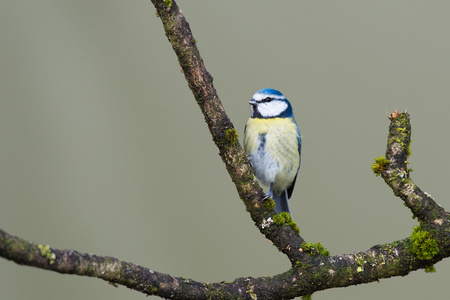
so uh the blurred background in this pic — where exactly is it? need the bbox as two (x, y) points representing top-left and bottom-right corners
(1, 1), (450, 299)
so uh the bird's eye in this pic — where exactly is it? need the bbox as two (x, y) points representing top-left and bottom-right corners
(262, 97), (271, 103)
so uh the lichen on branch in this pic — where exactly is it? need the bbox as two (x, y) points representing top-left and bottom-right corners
(374, 111), (447, 223)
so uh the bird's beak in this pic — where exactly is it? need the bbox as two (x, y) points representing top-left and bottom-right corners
(249, 100), (257, 106)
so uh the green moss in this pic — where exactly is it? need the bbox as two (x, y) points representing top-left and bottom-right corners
(424, 265), (436, 273)
(163, 0), (172, 8)
(38, 244), (56, 264)
(371, 156), (389, 176)
(273, 212), (287, 225)
(225, 128), (239, 145)
(391, 137), (399, 144)
(273, 212), (300, 234)
(379, 240), (402, 255)
(410, 226), (439, 260)
(294, 261), (308, 270)
(391, 115), (412, 154)
(294, 259), (313, 270)
(406, 139), (412, 156)
(302, 294), (312, 300)
(354, 254), (366, 272)
(262, 197), (275, 211)
(355, 256), (365, 266)
(246, 284), (257, 300)
(301, 242), (330, 257)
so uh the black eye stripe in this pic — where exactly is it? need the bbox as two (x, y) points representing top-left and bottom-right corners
(260, 97), (272, 103)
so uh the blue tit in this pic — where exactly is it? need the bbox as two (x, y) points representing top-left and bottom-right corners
(243, 88), (301, 215)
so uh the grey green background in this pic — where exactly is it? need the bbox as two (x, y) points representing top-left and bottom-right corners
(1, 1), (450, 299)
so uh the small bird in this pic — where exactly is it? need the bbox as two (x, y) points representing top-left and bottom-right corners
(243, 88), (301, 215)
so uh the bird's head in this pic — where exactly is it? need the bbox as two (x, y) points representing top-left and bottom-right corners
(249, 88), (293, 119)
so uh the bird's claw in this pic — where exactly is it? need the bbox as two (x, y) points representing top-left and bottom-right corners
(264, 192), (273, 200)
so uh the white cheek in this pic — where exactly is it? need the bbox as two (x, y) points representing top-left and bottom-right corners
(258, 101), (288, 117)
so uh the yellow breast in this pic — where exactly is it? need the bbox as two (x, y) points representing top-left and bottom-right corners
(244, 118), (300, 194)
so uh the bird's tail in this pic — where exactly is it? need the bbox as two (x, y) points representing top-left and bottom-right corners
(273, 189), (291, 215)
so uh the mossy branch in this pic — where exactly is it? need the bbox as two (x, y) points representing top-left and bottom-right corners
(376, 111), (447, 223)
(150, 0), (306, 260)
(0, 229), (206, 298)
(151, 0), (261, 214)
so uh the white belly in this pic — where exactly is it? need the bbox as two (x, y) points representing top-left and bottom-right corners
(244, 118), (300, 195)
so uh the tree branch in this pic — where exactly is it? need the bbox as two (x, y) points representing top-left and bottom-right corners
(150, 0), (307, 261)
(1, 1), (450, 299)
(377, 111), (447, 224)
(0, 229), (206, 298)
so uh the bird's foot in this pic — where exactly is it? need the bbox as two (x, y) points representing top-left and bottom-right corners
(264, 192), (273, 200)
